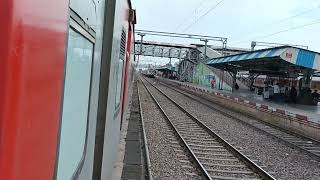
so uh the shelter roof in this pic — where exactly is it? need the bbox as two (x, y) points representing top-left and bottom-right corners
(207, 46), (320, 76)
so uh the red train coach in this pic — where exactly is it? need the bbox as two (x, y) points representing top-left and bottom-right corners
(0, 0), (136, 180)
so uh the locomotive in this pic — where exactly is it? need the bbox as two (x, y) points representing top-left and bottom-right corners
(142, 68), (156, 78)
(0, 0), (136, 180)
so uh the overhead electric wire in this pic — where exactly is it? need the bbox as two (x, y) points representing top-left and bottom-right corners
(232, 18), (320, 45)
(231, 4), (320, 45)
(265, 5), (320, 26)
(257, 18), (320, 39)
(174, 0), (209, 31)
(181, 0), (225, 33)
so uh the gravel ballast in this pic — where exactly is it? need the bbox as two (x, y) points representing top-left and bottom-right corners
(153, 79), (320, 180)
(138, 82), (202, 180)
(143, 79), (263, 179)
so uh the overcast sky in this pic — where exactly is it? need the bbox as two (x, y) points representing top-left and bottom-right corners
(132, 0), (320, 65)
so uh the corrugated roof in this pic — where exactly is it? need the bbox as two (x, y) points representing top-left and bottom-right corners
(207, 46), (320, 70)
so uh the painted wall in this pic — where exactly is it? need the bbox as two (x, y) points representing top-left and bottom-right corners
(192, 62), (232, 91)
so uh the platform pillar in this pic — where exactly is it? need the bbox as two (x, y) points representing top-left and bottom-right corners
(219, 70), (225, 90)
(232, 72), (237, 92)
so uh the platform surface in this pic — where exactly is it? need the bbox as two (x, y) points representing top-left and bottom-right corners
(112, 82), (146, 180)
(121, 84), (145, 180)
(170, 79), (320, 124)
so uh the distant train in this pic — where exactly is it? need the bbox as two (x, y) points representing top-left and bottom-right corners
(142, 68), (156, 78)
(0, 0), (136, 180)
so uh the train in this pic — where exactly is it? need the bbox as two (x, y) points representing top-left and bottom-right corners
(0, 0), (136, 180)
(142, 68), (156, 78)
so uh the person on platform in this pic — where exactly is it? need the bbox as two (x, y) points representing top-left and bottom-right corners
(312, 90), (319, 105)
(234, 82), (239, 90)
(273, 83), (280, 101)
(290, 86), (297, 103)
(210, 78), (215, 89)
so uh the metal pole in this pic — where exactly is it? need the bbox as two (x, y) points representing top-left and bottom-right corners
(251, 41), (256, 51)
(136, 33), (145, 67)
(219, 70), (222, 90)
(232, 71), (237, 93)
(222, 39), (227, 56)
(200, 39), (209, 61)
(204, 40), (207, 61)
(137, 55), (140, 68)
(169, 49), (172, 65)
(138, 33), (145, 55)
(222, 70), (225, 90)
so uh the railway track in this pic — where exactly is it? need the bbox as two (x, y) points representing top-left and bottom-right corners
(140, 76), (275, 180)
(157, 78), (320, 161)
(138, 79), (203, 179)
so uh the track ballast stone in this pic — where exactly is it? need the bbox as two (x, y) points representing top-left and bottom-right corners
(154, 79), (320, 180)
(138, 82), (202, 180)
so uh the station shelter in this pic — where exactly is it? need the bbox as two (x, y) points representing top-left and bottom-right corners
(156, 66), (177, 79)
(207, 46), (320, 105)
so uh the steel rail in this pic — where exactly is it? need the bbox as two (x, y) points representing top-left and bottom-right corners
(158, 79), (320, 161)
(139, 77), (213, 180)
(142, 77), (275, 180)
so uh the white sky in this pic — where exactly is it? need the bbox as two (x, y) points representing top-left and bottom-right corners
(132, 0), (320, 65)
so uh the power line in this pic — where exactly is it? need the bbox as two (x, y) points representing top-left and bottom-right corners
(232, 4), (320, 45)
(232, 18), (320, 45)
(268, 5), (320, 25)
(181, 0), (225, 33)
(175, 0), (209, 31)
(257, 19), (320, 39)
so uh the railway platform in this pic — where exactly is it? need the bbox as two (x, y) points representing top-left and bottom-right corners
(231, 89), (320, 124)
(159, 77), (320, 142)
(166, 79), (320, 124)
(112, 82), (148, 180)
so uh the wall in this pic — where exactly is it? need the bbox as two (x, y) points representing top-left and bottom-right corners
(192, 62), (232, 91)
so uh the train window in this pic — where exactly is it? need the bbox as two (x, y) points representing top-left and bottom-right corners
(114, 30), (127, 111)
(56, 21), (94, 180)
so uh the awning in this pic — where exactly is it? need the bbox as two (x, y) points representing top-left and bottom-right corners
(207, 46), (320, 76)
